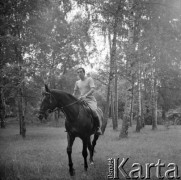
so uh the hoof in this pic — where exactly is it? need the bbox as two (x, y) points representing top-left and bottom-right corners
(82, 171), (88, 178)
(69, 169), (75, 176)
(84, 167), (88, 171)
(90, 161), (94, 165)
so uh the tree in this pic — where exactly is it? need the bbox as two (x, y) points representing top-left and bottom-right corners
(0, 86), (6, 128)
(1, 0), (97, 132)
(0, 0), (51, 136)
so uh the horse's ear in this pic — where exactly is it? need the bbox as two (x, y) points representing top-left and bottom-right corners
(45, 84), (50, 92)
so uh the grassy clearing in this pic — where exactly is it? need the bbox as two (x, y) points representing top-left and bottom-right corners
(0, 120), (181, 180)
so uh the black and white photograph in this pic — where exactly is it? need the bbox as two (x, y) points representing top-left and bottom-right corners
(0, 0), (181, 179)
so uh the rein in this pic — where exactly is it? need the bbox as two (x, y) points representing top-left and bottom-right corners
(51, 93), (82, 121)
(60, 100), (81, 110)
(49, 92), (81, 110)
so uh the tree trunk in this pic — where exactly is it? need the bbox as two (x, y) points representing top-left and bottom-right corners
(114, 61), (118, 129)
(102, 5), (121, 133)
(141, 96), (145, 128)
(102, 79), (111, 133)
(0, 116), (5, 128)
(16, 46), (26, 137)
(18, 87), (22, 135)
(136, 61), (142, 132)
(119, 87), (129, 138)
(154, 93), (158, 127)
(0, 87), (5, 128)
(18, 80), (26, 138)
(22, 82), (26, 137)
(12, 19), (25, 135)
(119, 0), (134, 138)
(129, 78), (134, 127)
(152, 74), (157, 130)
(111, 91), (117, 130)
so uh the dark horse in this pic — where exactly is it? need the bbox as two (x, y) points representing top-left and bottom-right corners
(38, 84), (103, 176)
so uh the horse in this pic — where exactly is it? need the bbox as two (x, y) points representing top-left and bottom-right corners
(38, 84), (103, 176)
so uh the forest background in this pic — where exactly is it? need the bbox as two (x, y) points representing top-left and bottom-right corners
(1, 0), (181, 138)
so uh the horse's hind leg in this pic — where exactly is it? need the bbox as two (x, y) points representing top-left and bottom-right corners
(87, 137), (94, 164)
(92, 134), (99, 157)
(82, 138), (88, 171)
(67, 133), (75, 176)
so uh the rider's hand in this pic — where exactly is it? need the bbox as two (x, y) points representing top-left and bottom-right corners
(79, 94), (87, 100)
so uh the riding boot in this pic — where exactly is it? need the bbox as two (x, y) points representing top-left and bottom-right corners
(96, 126), (102, 135)
(94, 116), (102, 135)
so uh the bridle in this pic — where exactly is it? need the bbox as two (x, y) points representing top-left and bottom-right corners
(40, 91), (81, 114)
(39, 91), (91, 122)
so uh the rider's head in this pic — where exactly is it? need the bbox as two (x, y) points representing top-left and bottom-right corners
(77, 67), (86, 80)
(77, 67), (85, 74)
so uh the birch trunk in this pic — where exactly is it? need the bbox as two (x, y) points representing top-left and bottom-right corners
(152, 73), (158, 130)
(119, 0), (134, 138)
(111, 91), (114, 127)
(129, 77), (134, 127)
(102, 4), (121, 133)
(114, 61), (118, 129)
(136, 61), (142, 132)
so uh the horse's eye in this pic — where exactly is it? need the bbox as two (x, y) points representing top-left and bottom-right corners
(48, 109), (52, 113)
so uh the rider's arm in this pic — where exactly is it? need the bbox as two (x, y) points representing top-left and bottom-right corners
(84, 77), (95, 97)
(73, 89), (79, 97)
(73, 82), (79, 97)
(84, 87), (95, 97)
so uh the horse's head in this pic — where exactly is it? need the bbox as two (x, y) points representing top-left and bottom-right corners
(38, 84), (57, 120)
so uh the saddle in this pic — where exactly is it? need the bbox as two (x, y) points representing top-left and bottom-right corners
(80, 100), (94, 117)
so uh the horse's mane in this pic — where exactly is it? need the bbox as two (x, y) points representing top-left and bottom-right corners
(50, 89), (79, 102)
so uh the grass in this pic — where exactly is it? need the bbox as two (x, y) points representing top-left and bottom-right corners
(0, 120), (181, 180)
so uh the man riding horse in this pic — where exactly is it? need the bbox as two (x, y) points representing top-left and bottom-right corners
(73, 67), (102, 135)
(39, 68), (104, 175)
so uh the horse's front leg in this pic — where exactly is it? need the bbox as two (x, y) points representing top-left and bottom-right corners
(82, 138), (88, 171)
(67, 133), (75, 176)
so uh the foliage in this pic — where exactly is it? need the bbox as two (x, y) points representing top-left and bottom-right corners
(1, 0), (96, 122)
(1, 0), (181, 130)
